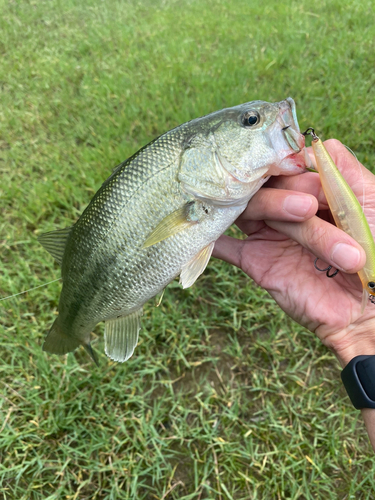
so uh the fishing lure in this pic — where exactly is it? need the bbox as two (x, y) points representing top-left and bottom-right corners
(305, 128), (375, 312)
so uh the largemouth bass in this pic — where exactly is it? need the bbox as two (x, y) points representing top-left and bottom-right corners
(39, 98), (306, 363)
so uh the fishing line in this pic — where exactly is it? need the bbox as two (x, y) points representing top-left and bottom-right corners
(0, 278), (61, 302)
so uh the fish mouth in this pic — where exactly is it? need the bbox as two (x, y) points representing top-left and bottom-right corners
(278, 98), (305, 153)
(265, 98), (307, 173)
(285, 97), (300, 130)
(282, 125), (303, 153)
(279, 150), (308, 170)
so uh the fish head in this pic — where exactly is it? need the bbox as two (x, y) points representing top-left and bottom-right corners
(179, 98), (307, 205)
(211, 97), (306, 180)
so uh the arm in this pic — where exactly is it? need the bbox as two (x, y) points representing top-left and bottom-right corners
(213, 139), (375, 451)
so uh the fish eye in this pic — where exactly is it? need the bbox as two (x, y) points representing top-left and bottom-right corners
(242, 111), (260, 127)
(368, 282), (375, 289)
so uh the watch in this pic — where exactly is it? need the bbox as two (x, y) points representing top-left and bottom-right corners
(341, 355), (375, 409)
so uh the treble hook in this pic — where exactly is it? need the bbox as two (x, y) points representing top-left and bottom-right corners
(302, 127), (319, 141)
(314, 257), (339, 278)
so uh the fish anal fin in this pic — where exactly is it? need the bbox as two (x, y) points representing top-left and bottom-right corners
(104, 309), (143, 362)
(180, 242), (215, 289)
(142, 203), (197, 248)
(43, 317), (81, 355)
(38, 226), (72, 265)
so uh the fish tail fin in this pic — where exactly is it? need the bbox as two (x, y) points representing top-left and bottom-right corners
(43, 317), (81, 355)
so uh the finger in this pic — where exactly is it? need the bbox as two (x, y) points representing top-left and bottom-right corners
(266, 217), (366, 274)
(239, 188), (318, 223)
(266, 171), (320, 192)
(265, 172), (328, 208)
(213, 235), (244, 268)
(323, 139), (369, 185)
(303, 139), (366, 188)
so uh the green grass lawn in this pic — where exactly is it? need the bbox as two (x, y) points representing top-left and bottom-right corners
(1, 0), (375, 498)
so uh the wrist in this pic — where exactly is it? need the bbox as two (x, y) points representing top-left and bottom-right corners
(326, 319), (375, 368)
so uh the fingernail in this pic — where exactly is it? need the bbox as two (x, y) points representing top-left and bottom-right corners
(284, 195), (313, 216)
(331, 243), (361, 271)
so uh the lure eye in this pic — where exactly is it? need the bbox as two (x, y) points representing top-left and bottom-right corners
(368, 282), (375, 290)
(242, 111), (260, 127)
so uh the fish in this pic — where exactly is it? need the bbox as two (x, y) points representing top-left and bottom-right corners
(310, 131), (375, 312)
(38, 97), (307, 363)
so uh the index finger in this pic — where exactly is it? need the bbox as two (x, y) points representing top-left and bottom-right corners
(239, 187), (318, 222)
(265, 171), (324, 204)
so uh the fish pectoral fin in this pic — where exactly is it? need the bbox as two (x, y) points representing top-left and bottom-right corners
(43, 317), (81, 354)
(104, 309), (143, 362)
(142, 202), (198, 248)
(38, 226), (72, 265)
(179, 242), (215, 289)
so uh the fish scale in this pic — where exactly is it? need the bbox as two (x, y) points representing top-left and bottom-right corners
(38, 98), (306, 363)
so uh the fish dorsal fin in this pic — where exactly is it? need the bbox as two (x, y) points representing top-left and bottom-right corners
(142, 202), (198, 248)
(104, 308), (143, 362)
(179, 242), (215, 289)
(38, 226), (72, 265)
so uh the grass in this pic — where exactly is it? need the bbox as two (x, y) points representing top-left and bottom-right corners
(1, 0), (375, 498)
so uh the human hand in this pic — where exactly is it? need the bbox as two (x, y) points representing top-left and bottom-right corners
(213, 139), (375, 368)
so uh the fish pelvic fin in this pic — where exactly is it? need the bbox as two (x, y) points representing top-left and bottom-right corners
(43, 317), (81, 355)
(38, 226), (72, 265)
(84, 343), (100, 366)
(180, 242), (215, 289)
(104, 308), (143, 363)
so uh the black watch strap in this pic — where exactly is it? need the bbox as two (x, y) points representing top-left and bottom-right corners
(341, 355), (375, 409)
